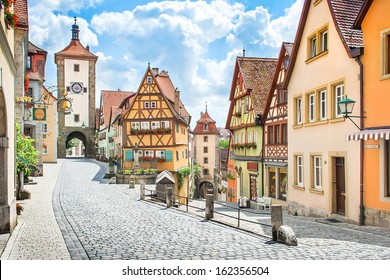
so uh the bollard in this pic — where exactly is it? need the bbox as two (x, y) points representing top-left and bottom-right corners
(140, 182), (145, 200)
(271, 205), (283, 241)
(166, 187), (173, 208)
(129, 180), (135, 189)
(205, 193), (214, 220)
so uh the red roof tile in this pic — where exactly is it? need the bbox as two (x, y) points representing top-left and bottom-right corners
(55, 40), (98, 61)
(238, 57), (277, 115)
(14, 0), (28, 28)
(192, 111), (219, 134)
(100, 90), (133, 127)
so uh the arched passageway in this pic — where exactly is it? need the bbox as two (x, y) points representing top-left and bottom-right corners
(66, 131), (86, 157)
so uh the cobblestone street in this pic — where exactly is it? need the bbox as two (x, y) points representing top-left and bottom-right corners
(1, 159), (390, 260)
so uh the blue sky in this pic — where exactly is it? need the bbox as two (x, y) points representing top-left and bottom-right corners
(28, 0), (303, 128)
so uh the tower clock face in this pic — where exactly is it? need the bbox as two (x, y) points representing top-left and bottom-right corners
(70, 82), (83, 94)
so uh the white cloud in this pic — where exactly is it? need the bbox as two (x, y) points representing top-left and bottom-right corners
(29, 0), (103, 13)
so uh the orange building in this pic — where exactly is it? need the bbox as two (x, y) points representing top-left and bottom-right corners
(120, 65), (191, 196)
(347, 0), (390, 226)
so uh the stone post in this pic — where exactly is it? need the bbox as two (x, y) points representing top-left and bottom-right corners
(129, 180), (135, 189)
(271, 205), (283, 241)
(166, 187), (173, 208)
(205, 193), (214, 220)
(140, 182), (145, 200)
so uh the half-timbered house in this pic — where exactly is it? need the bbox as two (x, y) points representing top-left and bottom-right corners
(120, 65), (191, 192)
(226, 57), (277, 206)
(262, 42), (293, 204)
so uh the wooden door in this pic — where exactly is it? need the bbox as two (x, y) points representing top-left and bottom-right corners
(335, 157), (345, 215)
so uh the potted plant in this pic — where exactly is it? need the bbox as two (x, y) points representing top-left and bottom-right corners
(16, 203), (23, 215)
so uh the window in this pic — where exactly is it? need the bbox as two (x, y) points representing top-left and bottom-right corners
(176, 122), (179, 132)
(83, 87), (87, 93)
(42, 123), (48, 134)
(144, 102), (150, 108)
(334, 84), (344, 118)
(144, 150), (154, 158)
(204, 124), (208, 131)
(27, 55), (31, 69)
(308, 93), (315, 122)
(161, 121), (170, 129)
(268, 126), (274, 144)
(74, 114), (80, 122)
(268, 168), (276, 198)
(156, 150), (166, 159)
(320, 90), (327, 120)
(245, 96), (249, 112)
(313, 156), (322, 189)
(74, 64), (80, 72)
(27, 88), (33, 99)
(203, 169), (209, 175)
(204, 147), (208, 153)
(141, 122), (150, 130)
(247, 131), (252, 144)
(151, 101), (156, 108)
(131, 122), (140, 130)
(253, 131), (258, 143)
(321, 30), (328, 52)
(277, 89), (286, 104)
(310, 36), (317, 57)
(176, 151), (179, 160)
(296, 155), (303, 186)
(275, 125), (281, 144)
(204, 157), (208, 164)
(204, 136), (208, 142)
(151, 121), (160, 130)
(250, 175), (257, 201)
(282, 123), (287, 144)
(296, 97), (303, 124)
(236, 99), (242, 113)
(147, 77), (152, 84)
(381, 29), (390, 77)
(307, 25), (328, 60)
(284, 57), (290, 70)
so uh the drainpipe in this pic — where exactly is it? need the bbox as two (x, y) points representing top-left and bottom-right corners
(356, 55), (365, 226)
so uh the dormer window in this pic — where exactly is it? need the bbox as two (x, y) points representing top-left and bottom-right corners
(27, 55), (32, 69)
(204, 124), (208, 131)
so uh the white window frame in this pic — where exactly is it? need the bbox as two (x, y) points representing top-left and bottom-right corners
(253, 131), (258, 143)
(141, 122), (150, 130)
(144, 102), (150, 108)
(151, 121), (160, 130)
(131, 122), (140, 130)
(161, 121), (170, 129)
(296, 98), (303, 124)
(321, 30), (328, 52)
(335, 84), (344, 118)
(296, 155), (303, 186)
(313, 156), (322, 189)
(144, 150), (154, 158)
(247, 132), (252, 143)
(309, 93), (315, 122)
(147, 77), (152, 84)
(320, 90), (327, 120)
(151, 101), (157, 108)
(311, 37), (317, 57)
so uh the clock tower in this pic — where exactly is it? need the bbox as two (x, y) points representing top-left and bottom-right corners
(55, 18), (98, 158)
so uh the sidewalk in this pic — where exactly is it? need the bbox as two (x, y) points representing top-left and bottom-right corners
(0, 160), (71, 260)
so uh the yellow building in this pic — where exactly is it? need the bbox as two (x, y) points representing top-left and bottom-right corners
(285, 0), (364, 223)
(121, 65), (191, 194)
(346, 0), (390, 226)
(41, 86), (58, 163)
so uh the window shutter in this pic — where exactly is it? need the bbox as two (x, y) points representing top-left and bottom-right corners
(166, 150), (173, 162)
(125, 150), (133, 161)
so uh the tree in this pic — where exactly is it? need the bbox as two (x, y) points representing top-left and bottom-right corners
(219, 139), (229, 149)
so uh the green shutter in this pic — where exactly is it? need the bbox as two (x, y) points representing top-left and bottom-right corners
(166, 150), (172, 162)
(125, 150), (133, 161)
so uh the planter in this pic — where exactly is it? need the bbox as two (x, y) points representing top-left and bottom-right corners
(116, 173), (157, 184)
(108, 165), (115, 173)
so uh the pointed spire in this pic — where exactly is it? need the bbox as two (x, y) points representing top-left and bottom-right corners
(72, 17), (80, 40)
(205, 101), (208, 112)
(243, 47), (246, 57)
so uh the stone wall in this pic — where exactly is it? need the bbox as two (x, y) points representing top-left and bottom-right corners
(365, 207), (390, 227)
(116, 174), (157, 184)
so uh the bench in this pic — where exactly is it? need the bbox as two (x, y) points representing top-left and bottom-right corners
(257, 196), (271, 210)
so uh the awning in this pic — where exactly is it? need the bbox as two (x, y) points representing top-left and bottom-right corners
(346, 129), (390, 141)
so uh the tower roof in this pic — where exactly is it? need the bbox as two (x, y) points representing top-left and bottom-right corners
(193, 111), (219, 135)
(55, 18), (98, 62)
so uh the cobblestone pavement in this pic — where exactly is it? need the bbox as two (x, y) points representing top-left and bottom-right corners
(55, 159), (390, 260)
(0, 161), (71, 260)
(2, 158), (390, 260)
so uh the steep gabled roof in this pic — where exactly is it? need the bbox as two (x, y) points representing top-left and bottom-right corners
(284, 0), (364, 88)
(262, 42), (293, 122)
(192, 111), (219, 135)
(28, 41), (47, 56)
(55, 39), (98, 61)
(27, 42), (47, 82)
(100, 90), (133, 127)
(225, 57), (277, 128)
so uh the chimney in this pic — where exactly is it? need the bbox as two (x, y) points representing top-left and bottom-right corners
(152, 68), (159, 76)
(86, 45), (90, 51)
(174, 88), (180, 115)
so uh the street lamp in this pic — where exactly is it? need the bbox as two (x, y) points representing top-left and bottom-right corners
(337, 96), (365, 131)
(81, 121), (86, 129)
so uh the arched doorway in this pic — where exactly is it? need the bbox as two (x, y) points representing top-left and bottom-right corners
(197, 181), (214, 199)
(66, 131), (86, 158)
